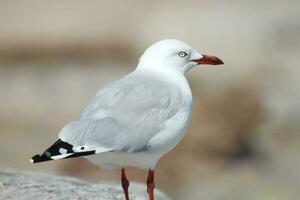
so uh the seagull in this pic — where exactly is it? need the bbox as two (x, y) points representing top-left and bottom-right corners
(31, 39), (223, 200)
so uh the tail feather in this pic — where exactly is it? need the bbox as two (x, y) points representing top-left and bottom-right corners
(31, 139), (96, 163)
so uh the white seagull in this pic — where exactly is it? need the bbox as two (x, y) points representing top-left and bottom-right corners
(31, 39), (223, 200)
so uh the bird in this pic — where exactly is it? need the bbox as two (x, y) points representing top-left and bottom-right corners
(31, 39), (223, 200)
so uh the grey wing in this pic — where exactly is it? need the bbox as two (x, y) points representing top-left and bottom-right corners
(59, 72), (184, 153)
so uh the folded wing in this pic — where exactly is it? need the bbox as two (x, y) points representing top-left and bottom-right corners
(31, 72), (184, 163)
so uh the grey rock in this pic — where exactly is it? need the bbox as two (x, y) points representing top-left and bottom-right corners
(0, 170), (171, 200)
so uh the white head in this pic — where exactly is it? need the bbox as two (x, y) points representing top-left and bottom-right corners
(137, 39), (223, 75)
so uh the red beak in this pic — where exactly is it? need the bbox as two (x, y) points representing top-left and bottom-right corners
(193, 55), (224, 65)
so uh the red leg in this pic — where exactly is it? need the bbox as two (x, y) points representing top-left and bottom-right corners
(121, 168), (130, 200)
(147, 169), (155, 200)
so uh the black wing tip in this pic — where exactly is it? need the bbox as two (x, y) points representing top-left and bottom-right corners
(30, 139), (68, 164)
(30, 154), (52, 164)
(30, 139), (97, 164)
(30, 154), (40, 163)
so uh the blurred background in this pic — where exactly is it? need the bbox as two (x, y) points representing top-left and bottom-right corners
(0, 0), (300, 199)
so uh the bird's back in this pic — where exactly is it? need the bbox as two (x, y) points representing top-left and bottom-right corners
(60, 71), (188, 153)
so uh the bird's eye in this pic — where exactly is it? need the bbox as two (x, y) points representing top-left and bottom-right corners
(178, 51), (188, 58)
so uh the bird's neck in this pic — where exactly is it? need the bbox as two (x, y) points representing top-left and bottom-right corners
(136, 62), (184, 80)
(135, 66), (192, 103)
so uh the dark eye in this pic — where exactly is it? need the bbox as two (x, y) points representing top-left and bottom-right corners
(178, 51), (188, 58)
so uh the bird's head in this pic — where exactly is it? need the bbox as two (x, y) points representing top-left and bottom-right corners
(137, 39), (223, 75)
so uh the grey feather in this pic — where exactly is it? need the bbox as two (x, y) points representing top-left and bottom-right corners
(59, 71), (184, 152)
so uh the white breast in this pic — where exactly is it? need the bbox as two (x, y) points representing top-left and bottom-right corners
(145, 69), (193, 155)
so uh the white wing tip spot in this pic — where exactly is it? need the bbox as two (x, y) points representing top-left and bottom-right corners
(59, 148), (68, 154)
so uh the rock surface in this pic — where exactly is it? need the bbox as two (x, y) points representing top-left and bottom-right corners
(0, 170), (171, 200)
